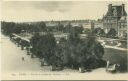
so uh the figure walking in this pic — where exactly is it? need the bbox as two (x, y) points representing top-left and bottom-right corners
(22, 57), (25, 61)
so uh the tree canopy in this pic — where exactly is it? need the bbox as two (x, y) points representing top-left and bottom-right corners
(107, 28), (117, 38)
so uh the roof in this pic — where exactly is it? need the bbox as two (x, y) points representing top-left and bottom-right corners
(104, 4), (127, 20)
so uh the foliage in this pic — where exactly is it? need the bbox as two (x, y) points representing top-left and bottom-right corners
(107, 28), (117, 38)
(56, 22), (64, 32)
(93, 28), (105, 37)
(83, 29), (92, 34)
(30, 33), (56, 64)
(1, 21), (16, 35)
(1, 21), (46, 35)
(2, 21), (106, 70)
(35, 22), (47, 32)
(64, 22), (72, 33)
(54, 29), (105, 69)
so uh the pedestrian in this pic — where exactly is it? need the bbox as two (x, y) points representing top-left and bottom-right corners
(106, 60), (110, 71)
(22, 57), (25, 61)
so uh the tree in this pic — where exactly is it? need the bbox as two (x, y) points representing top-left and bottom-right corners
(38, 22), (46, 31)
(93, 28), (105, 37)
(100, 29), (105, 37)
(30, 33), (56, 64)
(34, 22), (46, 32)
(83, 29), (91, 34)
(73, 25), (84, 34)
(59, 33), (105, 69)
(1, 21), (16, 35)
(57, 22), (64, 32)
(64, 22), (72, 33)
(107, 28), (117, 38)
(30, 33), (41, 57)
(68, 26), (81, 45)
(76, 36), (105, 69)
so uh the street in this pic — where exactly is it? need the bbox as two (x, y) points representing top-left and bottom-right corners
(1, 34), (42, 72)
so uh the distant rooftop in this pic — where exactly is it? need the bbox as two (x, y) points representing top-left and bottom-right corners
(104, 4), (127, 19)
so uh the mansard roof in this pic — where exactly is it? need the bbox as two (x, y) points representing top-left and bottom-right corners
(104, 4), (127, 19)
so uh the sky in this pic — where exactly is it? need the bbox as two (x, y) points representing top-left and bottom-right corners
(1, 1), (127, 22)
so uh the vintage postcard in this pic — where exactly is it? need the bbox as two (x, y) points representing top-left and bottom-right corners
(0, 0), (128, 80)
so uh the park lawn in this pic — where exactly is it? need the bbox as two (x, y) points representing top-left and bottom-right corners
(102, 48), (127, 72)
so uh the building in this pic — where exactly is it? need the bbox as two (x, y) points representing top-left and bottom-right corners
(102, 4), (127, 38)
(94, 19), (103, 29)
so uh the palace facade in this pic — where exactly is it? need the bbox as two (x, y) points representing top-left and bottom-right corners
(102, 4), (127, 38)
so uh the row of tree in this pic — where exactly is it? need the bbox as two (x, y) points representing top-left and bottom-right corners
(1, 21), (83, 36)
(1, 21), (47, 35)
(29, 27), (106, 71)
(2, 21), (106, 71)
(92, 27), (118, 38)
(1, 21), (120, 39)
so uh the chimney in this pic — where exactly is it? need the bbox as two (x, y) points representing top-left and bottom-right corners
(108, 4), (112, 10)
(122, 4), (125, 16)
(108, 4), (112, 16)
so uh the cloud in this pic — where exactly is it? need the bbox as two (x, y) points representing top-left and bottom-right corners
(2, 1), (74, 12)
(1, 1), (127, 22)
(33, 1), (74, 13)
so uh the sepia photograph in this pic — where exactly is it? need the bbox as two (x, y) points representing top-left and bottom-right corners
(0, 0), (128, 80)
